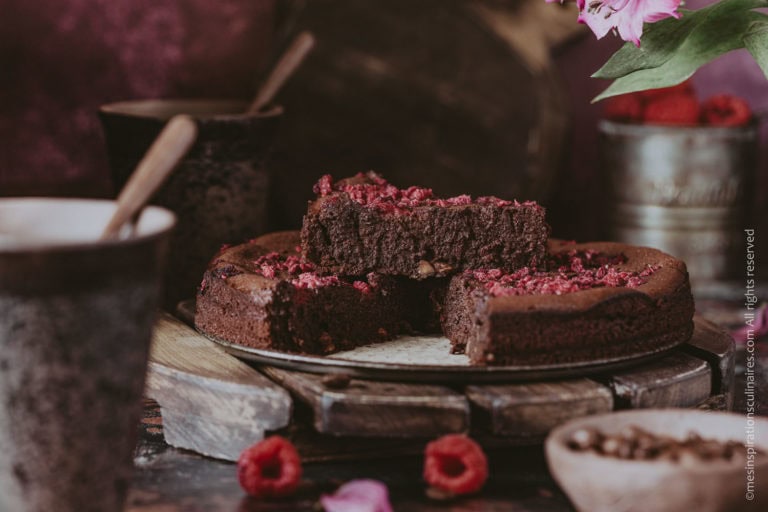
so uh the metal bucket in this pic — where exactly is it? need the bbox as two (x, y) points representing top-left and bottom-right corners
(599, 120), (758, 285)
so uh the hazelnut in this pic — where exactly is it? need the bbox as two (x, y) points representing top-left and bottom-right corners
(417, 260), (436, 277)
(633, 447), (652, 460)
(658, 446), (680, 462)
(635, 432), (657, 451)
(568, 428), (600, 451)
(696, 441), (724, 460)
(566, 423), (763, 463)
(617, 441), (634, 459)
(600, 436), (621, 456)
(619, 425), (646, 439)
(678, 447), (700, 467)
(722, 441), (740, 460)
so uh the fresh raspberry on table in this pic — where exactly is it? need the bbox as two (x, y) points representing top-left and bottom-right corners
(423, 434), (489, 495)
(237, 436), (302, 498)
(638, 79), (695, 100)
(643, 93), (701, 126)
(604, 93), (644, 122)
(701, 94), (752, 126)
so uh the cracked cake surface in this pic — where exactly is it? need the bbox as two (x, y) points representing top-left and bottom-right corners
(300, 172), (549, 279)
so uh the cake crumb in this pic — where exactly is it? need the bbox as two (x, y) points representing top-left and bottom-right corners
(322, 373), (352, 389)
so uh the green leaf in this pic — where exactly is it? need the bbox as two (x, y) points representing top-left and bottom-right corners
(744, 19), (768, 80)
(593, 0), (768, 79)
(592, 11), (698, 79)
(593, 10), (768, 102)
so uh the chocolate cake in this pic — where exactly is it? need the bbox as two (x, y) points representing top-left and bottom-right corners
(197, 173), (694, 366)
(301, 172), (549, 279)
(440, 240), (695, 365)
(195, 231), (434, 354)
(197, 232), (694, 365)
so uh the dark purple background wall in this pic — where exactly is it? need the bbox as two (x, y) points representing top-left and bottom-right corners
(1, 0), (765, 249)
(0, 0), (275, 197)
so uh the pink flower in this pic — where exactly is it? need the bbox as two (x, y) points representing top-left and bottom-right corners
(573, 0), (682, 47)
(731, 303), (768, 345)
(320, 479), (393, 512)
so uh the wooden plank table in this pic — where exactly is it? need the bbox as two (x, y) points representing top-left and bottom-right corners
(142, 313), (732, 461)
(126, 294), (768, 512)
(146, 315), (291, 460)
(125, 318), (765, 511)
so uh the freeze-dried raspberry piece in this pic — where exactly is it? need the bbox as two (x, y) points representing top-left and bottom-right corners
(638, 79), (695, 100)
(604, 93), (644, 122)
(313, 174), (334, 196)
(701, 94), (752, 126)
(644, 93), (700, 126)
(423, 434), (488, 495)
(237, 436), (302, 498)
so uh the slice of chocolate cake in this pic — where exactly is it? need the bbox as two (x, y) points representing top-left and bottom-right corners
(301, 172), (549, 279)
(441, 240), (695, 365)
(195, 231), (432, 355)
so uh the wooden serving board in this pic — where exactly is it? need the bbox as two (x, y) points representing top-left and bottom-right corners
(146, 314), (292, 460)
(145, 314), (733, 461)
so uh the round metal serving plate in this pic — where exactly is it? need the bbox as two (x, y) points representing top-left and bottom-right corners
(203, 329), (688, 384)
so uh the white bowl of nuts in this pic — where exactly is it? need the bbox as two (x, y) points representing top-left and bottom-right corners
(545, 409), (768, 512)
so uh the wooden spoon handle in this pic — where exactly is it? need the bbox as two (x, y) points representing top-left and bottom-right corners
(101, 115), (197, 240)
(247, 31), (316, 114)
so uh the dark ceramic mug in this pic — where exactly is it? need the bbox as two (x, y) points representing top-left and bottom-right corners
(99, 99), (282, 308)
(0, 198), (175, 512)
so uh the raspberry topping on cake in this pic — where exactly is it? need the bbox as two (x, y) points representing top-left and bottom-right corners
(254, 252), (315, 279)
(252, 251), (375, 291)
(352, 280), (373, 294)
(313, 172), (540, 215)
(292, 273), (342, 289)
(470, 249), (659, 297)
